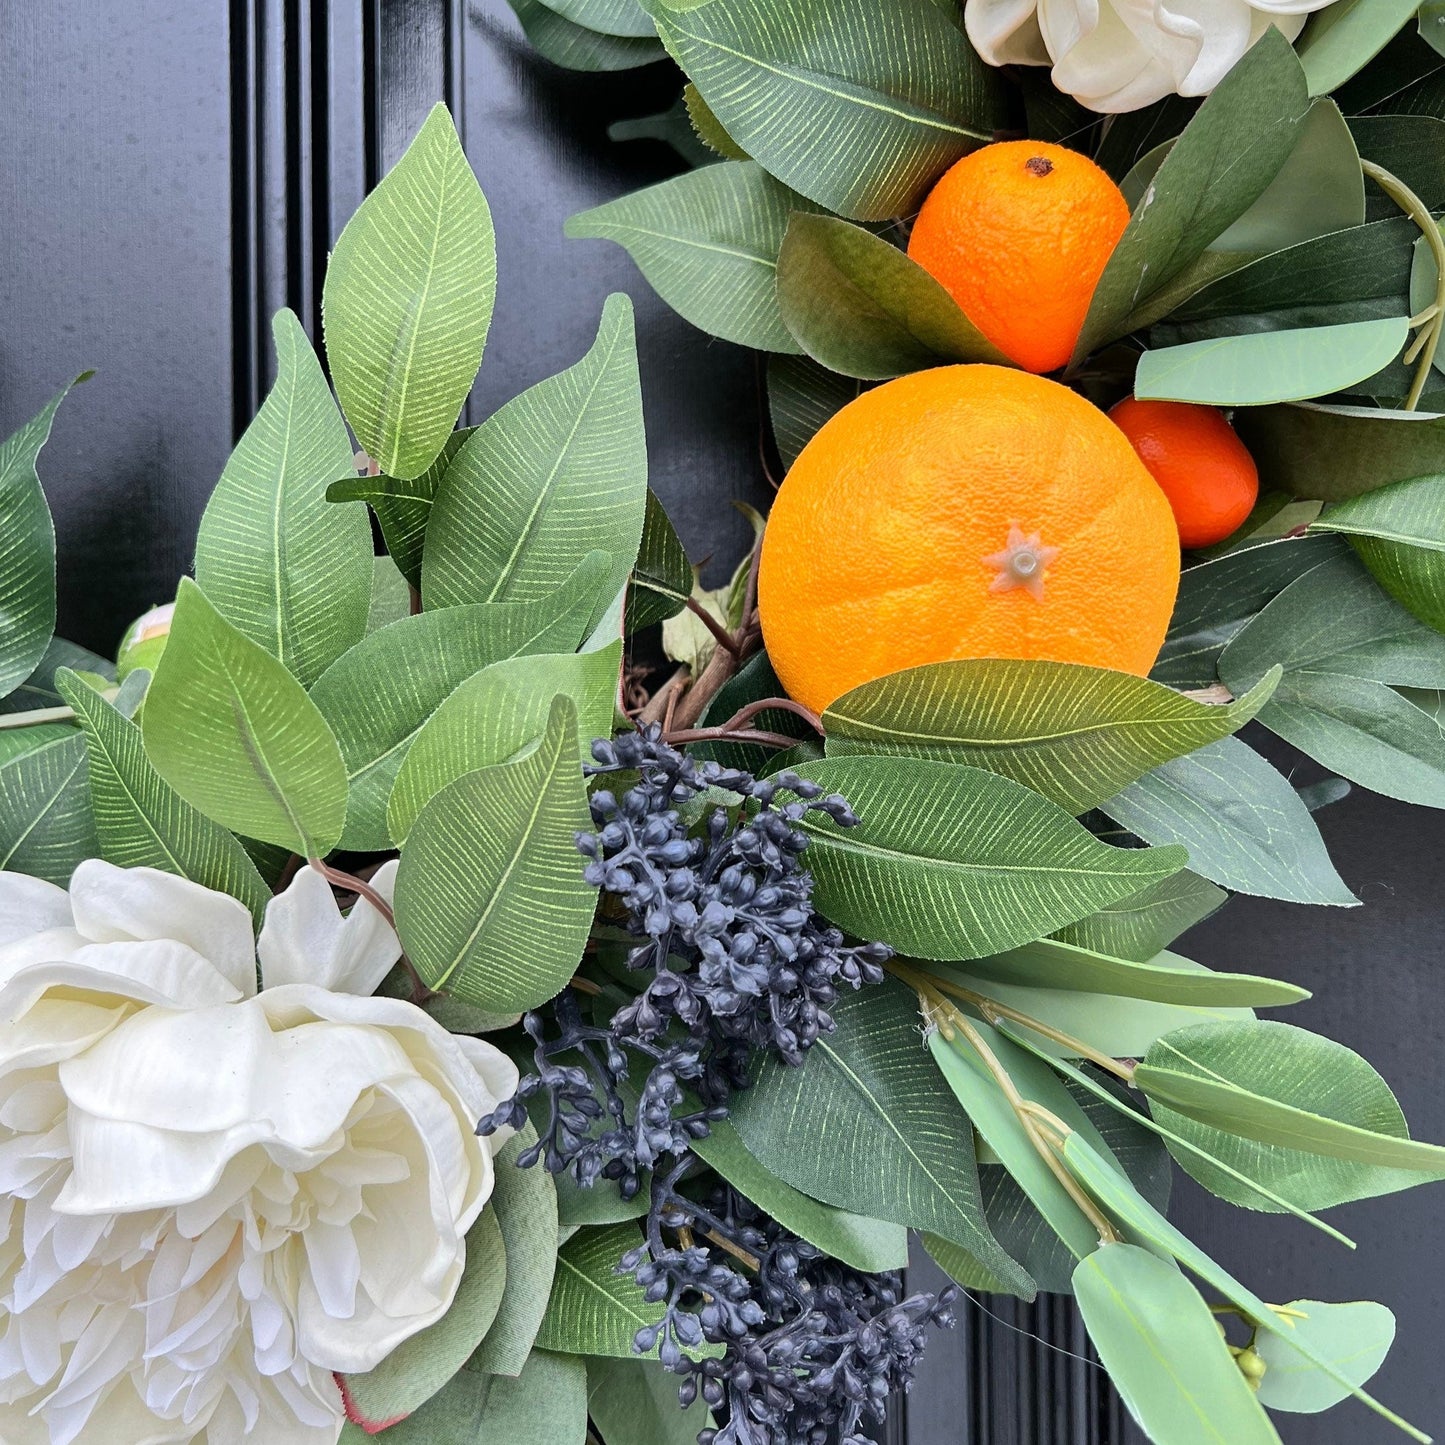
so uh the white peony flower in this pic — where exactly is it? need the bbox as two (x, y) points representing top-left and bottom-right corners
(0, 860), (519, 1444)
(963, 0), (1339, 112)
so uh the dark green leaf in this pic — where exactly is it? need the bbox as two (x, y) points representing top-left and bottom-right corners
(587, 1356), (716, 1445)
(0, 637), (114, 715)
(509, 0), (666, 69)
(1052, 870), (1226, 962)
(0, 732), (96, 884)
(536, 0), (654, 37)
(766, 354), (864, 471)
(627, 491), (692, 633)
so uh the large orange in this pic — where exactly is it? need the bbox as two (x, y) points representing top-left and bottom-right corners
(908, 141), (1129, 374)
(758, 366), (1180, 715)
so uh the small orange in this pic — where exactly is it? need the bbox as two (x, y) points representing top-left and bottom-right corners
(758, 365), (1180, 715)
(907, 141), (1130, 374)
(1109, 398), (1259, 549)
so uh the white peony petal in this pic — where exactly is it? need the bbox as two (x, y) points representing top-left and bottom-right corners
(964, 0), (1052, 65)
(0, 873), (71, 946)
(1158, 0), (1255, 93)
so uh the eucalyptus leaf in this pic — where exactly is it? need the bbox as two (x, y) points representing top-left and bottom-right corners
(628, 491), (692, 633)
(766, 354), (865, 471)
(823, 659), (1279, 815)
(566, 163), (819, 353)
(323, 103), (495, 479)
(587, 1356), (717, 1445)
(1296, 0), (1421, 94)
(141, 579), (348, 857)
(0, 732), (96, 884)
(1255, 1300), (1396, 1413)
(195, 309), (370, 685)
(509, 0), (667, 69)
(1052, 870), (1226, 962)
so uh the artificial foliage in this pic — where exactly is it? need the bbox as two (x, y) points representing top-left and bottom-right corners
(9, 7), (1445, 1438)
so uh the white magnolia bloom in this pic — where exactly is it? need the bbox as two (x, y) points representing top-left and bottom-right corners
(964, 0), (1339, 112)
(0, 860), (518, 1444)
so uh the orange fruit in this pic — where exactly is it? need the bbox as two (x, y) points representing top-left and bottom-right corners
(1109, 397), (1260, 549)
(907, 141), (1130, 374)
(758, 365), (1181, 715)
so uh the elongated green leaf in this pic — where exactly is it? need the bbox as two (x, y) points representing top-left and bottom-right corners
(394, 696), (595, 1011)
(196, 310), (370, 685)
(788, 756), (1186, 961)
(683, 81), (746, 159)
(648, 0), (1004, 221)
(775, 215), (1007, 379)
(310, 557), (607, 851)
(1297, 0), (1421, 93)
(824, 660), (1278, 815)
(767, 354), (865, 471)
(141, 578), (348, 856)
(0, 379), (85, 699)
(1255, 1300), (1396, 1413)
(56, 671), (269, 923)
(0, 731), (96, 885)
(1102, 736), (1356, 906)
(0, 637), (113, 715)
(388, 644), (619, 843)
(422, 294), (646, 615)
(728, 980), (1030, 1292)
(366, 556), (412, 633)
(537, 0), (654, 37)
(1076, 31), (1310, 359)
(1052, 870), (1226, 962)
(1136, 318), (1408, 407)
(1074, 1245), (1283, 1445)
(567, 163), (817, 353)
(509, 0), (666, 69)
(587, 1357), (716, 1445)
(323, 103), (496, 479)
(627, 491), (691, 633)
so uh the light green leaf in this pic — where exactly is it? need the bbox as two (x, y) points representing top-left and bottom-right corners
(387, 643), (619, 843)
(1255, 1300), (1396, 1413)
(824, 659), (1279, 815)
(310, 557), (607, 852)
(508, 0), (666, 69)
(195, 310), (370, 685)
(323, 103), (496, 479)
(0, 379), (85, 699)
(141, 578), (348, 856)
(647, 0), (1004, 221)
(422, 294), (646, 616)
(1102, 736), (1357, 906)
(587, 1356), (716, 1445)
(393, 695), (595, 1011)
(766, 354), (864, 471)
(0, 731), (96, 884)
(1076, 30), (1310, 359)
(56, 671), (270, 924)
(775, 214), (1008, 379)
(1052, 870), (1226, 962)
(727, 979), (1032, 1294)
(1073, 1245), (1283, 1445)
(788, 756), (1187, 961)
(536, 0), (654, 36)
(1297, 0), (1421, 93)
(566, 163), (819, 352)
(627, 491), (691, 633)
(340, 1208), (506, 1426)
(366, 556), (412, 633)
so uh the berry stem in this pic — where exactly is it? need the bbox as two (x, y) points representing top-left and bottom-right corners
(683, 594), (742, 657)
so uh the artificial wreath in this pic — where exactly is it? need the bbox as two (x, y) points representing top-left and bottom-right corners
(5, 5), (1445, 1443)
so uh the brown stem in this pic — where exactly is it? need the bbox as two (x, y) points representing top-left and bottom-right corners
(684, 595), (741, 656)
(636, 666), (689, 727)
(668, 632), (744, 731)
(721, 695), (824, 736)
(661, 725), (802, 750)
(308, 858), (396, 929)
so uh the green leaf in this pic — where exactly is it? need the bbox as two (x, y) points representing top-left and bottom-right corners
(470, 1127), (560, 1376)
(691, 1116), (909, 1273)
(647, 0), (1004, 221)
(0, 379), (85, 699)
(787, 756), (1188, 961)
(1136, 318), (1408, 407)
(387, 644), (620, 844)
(1297, 0), (1421, 93)
(587, 1357), (716, 1445)
(727, 980), (1031, 1293)
(1052, 870), (1226, 962)
(536, 0), (654, 36)
(1102, 736), (1356, 906)
(393, 695), (595, 1012)
(766, 354), (864, 471)
(309, 558), (606, 852)
(775, 215), (1008, 379)
(0, 731), (96, 885)
(566, 163), (819, 353)
(366, 556), (412, 633)
(340, 1208), (506, 1426)
(422, 294), (646, 616)
(688, 651), (813, 774)
(627, 491), (692, 633)
(1073, 1245), (1283, 1445)
(683, 81), (747, 159)
(823, 659), (1279, 815)
(1255, 1300), (1396, 1413)
(1075, 30), (1310, 360)
(0, 636), (114, 715)
(508, 0), (667, 69)
(55, 671), (270, 924)
(195, 310), (370, 686)
(323, 103), (496, 479)
(140, 578), (348, 856)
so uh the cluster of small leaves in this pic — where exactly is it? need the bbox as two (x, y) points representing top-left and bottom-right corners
(479, 726), (889, 1194)
(625, 1157), (956, 1445)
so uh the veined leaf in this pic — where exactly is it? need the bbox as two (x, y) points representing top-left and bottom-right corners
(647, 0), (1004, 221)
(1052, 870), (1226, 962)
(767, 354), (865, 471)
(141, 578), (348, 856)
(566, 163), (819, 353)
(508, 0), (666, 70)
(1297, 0), (1421, 94)
(823, 659), (1279, 815)
(0, 636), (114, 714)
(366, 557), (412, 634)
(196, 310), (369, 685)
(393, 696), (595, 1012)
(323, 103), (496, 480)
(788, 756), (1187, 961)
(0, 732), (96, 885)
(1255, 1300), (1396, 1414)
(422, 294), (646, 616)
(536, 0), (654, 37)
(56, 671), (269, 923)
(587, 1357), (717, 1445)
(627, 491), (691, 633)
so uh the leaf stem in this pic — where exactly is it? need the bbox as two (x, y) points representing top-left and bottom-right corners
(0, 704), (76, 729)
(721, 695), (825, 736)
(660, 724), (802, 750)
(684, 594), (741, 657)
(308, 857), (396, 928)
